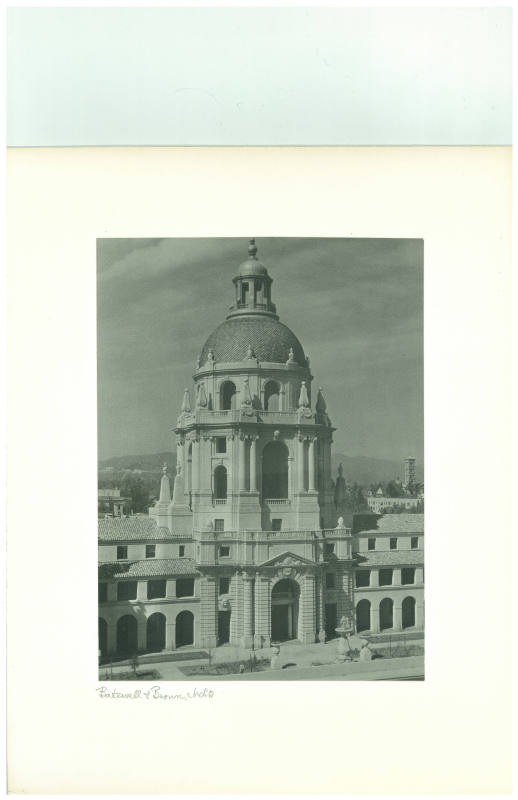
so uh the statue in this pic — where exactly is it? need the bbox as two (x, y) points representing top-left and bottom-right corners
(207, 349), (214, 363)
(359, 639), (373, 662)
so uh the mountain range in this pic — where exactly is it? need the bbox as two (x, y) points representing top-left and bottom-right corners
(99, 451), (422, 487)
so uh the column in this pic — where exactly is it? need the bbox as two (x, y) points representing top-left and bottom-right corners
(250, 437), (257, 492)
(192, 439), (200, 492)
(107, 582), (117, 603)
(297, 436), (305, 491)
(393, 603), (403, 631)
(318, 574), (326, 642)
(254, 575), (270, 649)
(137, 580), (147, 602)
(308, 438), (316, 492)
(137, 616), (146, 651)
(415, 601), (424, 629)
(300, 574), (317, 644)
(107, 621), (117, 655)
(239, 435), (247, 492)
(242, 573), (254, 648)
(392, 568), (401, 586)
(166, 618), (176, 650)
(415, 567), (424, 584)
(371, 602), (380, 633)
(370, 569), (379, 587)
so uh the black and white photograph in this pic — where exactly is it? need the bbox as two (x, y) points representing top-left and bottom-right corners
(97, 236), (424, 681)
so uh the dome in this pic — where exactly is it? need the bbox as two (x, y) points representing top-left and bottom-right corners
(199, 316), (306, 366)
(236, 257), (269, 277)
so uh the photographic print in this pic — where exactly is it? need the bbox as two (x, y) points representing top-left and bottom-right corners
(97, 236), (424, 681)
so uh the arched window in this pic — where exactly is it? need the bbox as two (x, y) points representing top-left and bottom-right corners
(264, 380), (280, 411)
(356, 600), (371, 633)
(116, 614), (137, 655)
(98, 618), (108, 657)
(175, 610), (194, 648)
(379, 598), (393, 631)
(146, 612), (166, 652)
(402, 596), (416, 629)
(214, 465), (227, 499)
(262, 440), (289, 499)
(220, 381), (237, 410)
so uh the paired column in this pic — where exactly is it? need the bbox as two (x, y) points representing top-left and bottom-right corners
(239, 435), (247, 492)
(297, 436), (305, 491)
(308, 438), (316, 492)
(242, 573), (254, 648)
(250, 437), (257, 492)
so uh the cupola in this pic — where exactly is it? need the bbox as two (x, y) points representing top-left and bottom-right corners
(228, 239), (278, 319)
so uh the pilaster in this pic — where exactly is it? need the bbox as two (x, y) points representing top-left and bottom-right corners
(199, 575), (218, 648)
(299, 573), (317, 644)
(241, 572), (254, 648)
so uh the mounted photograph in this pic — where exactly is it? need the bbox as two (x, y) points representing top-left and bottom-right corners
(97, 237), (424, 680)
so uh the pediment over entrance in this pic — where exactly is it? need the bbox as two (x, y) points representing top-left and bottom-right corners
(259, 551), (317, 568)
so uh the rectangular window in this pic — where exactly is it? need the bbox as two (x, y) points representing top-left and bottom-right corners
(216, 437), (227, 454)
(98, 582), (108, 603)
(367, 538), (376, 551)
(179, 545), (185, 557)
(355, 571), (370, 588)
(214, 519), (225, 532)
(145, 544), (156, 558)
(379, 569), (393, 586)
(117, 581), (137, 601)
(271, 519), (282, 531)
(219, 577), (230, 595)
(390, 537), (397, 550)
(324, 542), (335, 556)
(325, 572), (336, 589)
(176, 578), (195, 598)
(116, 545), (128, 560)
(147, 579), (166, 599)
(411, 536), (419, 549)
(401, 568), (415, 585)
(219, 545), (230, 558)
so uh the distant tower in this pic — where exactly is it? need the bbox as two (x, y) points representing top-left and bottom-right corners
(404, 457), (416, 487)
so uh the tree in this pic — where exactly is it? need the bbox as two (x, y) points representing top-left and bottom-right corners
(385, 481), (400, 498)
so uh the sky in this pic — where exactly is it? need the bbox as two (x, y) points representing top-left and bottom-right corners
(97, 238), (423, 466)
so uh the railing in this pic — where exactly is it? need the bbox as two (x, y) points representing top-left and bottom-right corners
(213, 499), (227, 505)
(178, 409), (315, 424)
(263, 498), (291, 505)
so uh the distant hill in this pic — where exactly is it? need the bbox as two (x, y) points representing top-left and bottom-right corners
(99, 450), (421, 487)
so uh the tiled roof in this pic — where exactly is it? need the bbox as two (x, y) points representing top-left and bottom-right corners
(99, 558), (199, 579)
(199, 316), (306, 366)
(354, 550), (423, 567)
(98, 517), (171, 542)
(359, 514), (424, 535)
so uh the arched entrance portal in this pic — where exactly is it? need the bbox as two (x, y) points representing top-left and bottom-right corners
(402, 596), (416, 629)
(98, 618), (108, 658)
(116, 615), (137, 655)
(175, 610), (194, 648)
(379, 598), (393, 631)
(146, 613), (166, 652)
(262, 441), (289, 498)
(356, 599), (371, 633)
(271, 579), (300, 642)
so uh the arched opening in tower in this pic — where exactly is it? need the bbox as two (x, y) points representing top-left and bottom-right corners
(262, 441), (289, 499)
(213, 465), (228, 499)
(220, 381), (237, 410)
(264, 380), (280, 411)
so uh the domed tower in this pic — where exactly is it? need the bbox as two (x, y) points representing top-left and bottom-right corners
(170, 239), (336, 534)
(162, 240), (353, 649)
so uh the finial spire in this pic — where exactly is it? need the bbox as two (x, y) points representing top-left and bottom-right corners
(162, 462), (168, 476)
(248, 238), (258, 259)
(315, 386), (327, 413)
(158, 465), (171, 503)
(181, 388), (191, 413)
(298, 381), (310, 408)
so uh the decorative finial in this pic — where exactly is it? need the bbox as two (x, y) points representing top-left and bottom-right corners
(242, 376), (253, 406)
(298, 380), (310, 408)
(248, 238), (258, 259)
(162, 462), (168, 476)
(286, 347), (295, 365)
(207, 349), (214, 364)
(197, 382), (208, 408)
(181, 388), (191, 413)
(246, 344), (256, 360)
(316, 386), (327, 413)
(338, 463), (343, 478)
(195, 356), (201, 369)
